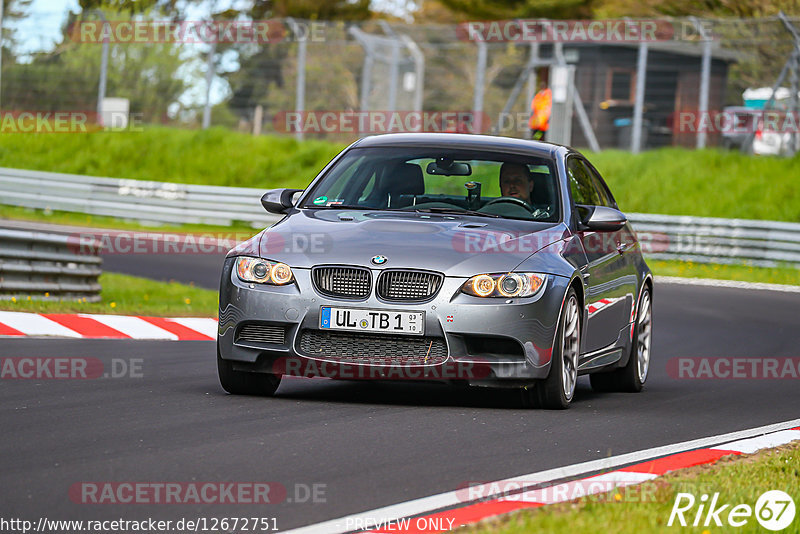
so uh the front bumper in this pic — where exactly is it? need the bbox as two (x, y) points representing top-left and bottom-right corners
(218, 258), (570, 385)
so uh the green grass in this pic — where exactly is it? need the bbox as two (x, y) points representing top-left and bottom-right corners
(0, 204), (262, 235)
(0, 126), (345, 189)
(651, 260), (800, 286)
(465, 442), (800, 534)
(0, 272), (218, 317)
(589, 148), (800, 222)
(1, 127), (799, 222)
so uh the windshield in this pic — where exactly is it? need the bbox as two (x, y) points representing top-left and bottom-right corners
(301, 147), (560, 222)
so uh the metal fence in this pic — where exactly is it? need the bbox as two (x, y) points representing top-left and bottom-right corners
(0, 166), (278, 227)
(2, 13), (799, 153)
(0, 228), (103, 301)
(2, 167), (798, 268)
(631, 213), (800, 267)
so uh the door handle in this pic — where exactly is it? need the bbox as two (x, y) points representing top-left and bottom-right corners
(616, 242), (629, 254)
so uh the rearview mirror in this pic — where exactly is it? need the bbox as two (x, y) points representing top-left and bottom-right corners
(261, 188), (303, 214)
(426, 158), (472, 176)
(579, 205), (627, 232)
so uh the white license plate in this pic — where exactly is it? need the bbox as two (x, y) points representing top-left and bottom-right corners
(319, 307), (424, 335)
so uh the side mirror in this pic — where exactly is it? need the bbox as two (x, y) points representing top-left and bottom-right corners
(261, 188), (303, 214)
(579, 205), (627, 232)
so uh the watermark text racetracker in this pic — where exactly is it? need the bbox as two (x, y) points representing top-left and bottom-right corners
(68, 229), (670, 256)
(272, 357), (493, 381)
(0, 111), (143, 133)
(0, 357), (142, 380)
(674, 110), (800, 134)
(667, 357), (800, 380)
(69, 482), (325, 505)
(274, 111), (490, 135)
(67, 231), (332, 255)
(0, 517), (278, 533)
(70, 20), (330, 44)
(460, 478), (662, 504)
(452, 229), (668, 255)
(457, 19), (677, 43)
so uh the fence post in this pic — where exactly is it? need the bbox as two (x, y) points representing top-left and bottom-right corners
(378, 21), (402, 112)
(202, 39), (216, 130)
(524, 43), (539, 139)
(691, 18), (712, 149)
(349, 26), (373, 113)
(286, 19), (306, 141)
(96, 11), (109, 123)
(473, 38), (487, 133)
(554, 43), (600, 151)
(0, 0), (3, 110)
(387, 40), (400, 112)
(779, 12), (800, 155)
(792, 53), (799, 155)
(401, 34), (425, 112)
(631, 42), (648, 153)
(253, 105), (263, 136)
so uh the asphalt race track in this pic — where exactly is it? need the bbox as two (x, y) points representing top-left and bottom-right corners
(2, 252), (800, 530)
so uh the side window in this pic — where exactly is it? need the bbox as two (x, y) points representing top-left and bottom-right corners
(582, 161), (614, 208)
(566, 157), (600, 206)
(316, 155), (365, 202)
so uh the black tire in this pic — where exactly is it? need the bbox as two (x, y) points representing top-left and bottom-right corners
(217, 345), (281, 396)
(590, 287), (652, 393)
(533, 288), (581, 410)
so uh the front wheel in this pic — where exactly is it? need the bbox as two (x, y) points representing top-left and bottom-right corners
(590, 287), (652, 393)
(217, 344), (281, 396)
(531, 288), (581, 409)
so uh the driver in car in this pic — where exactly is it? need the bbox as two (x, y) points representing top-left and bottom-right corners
(499, 162), (534, 205)
(496, 162), (549, 219)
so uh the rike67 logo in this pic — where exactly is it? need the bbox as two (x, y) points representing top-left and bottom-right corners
(668, 490), (796, 531)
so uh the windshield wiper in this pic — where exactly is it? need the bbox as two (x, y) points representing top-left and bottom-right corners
(410, 207), (500, 218)
(307, 205), (501, 218)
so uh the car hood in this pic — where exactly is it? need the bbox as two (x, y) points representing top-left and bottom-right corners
(240, 210), (568, 277)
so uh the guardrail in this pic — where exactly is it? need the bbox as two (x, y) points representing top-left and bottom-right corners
(629, 213), (800, 267)
(0, 166), (279, 227)
(0, 229), (103, 301)
(1, 167), (798, 268)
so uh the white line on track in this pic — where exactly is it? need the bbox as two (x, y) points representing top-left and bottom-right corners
(656, 276), (800, 293)
(282, 417), (800, 534)
(712, 429), (800, 454)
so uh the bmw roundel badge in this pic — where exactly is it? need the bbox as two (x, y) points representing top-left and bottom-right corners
(371, 255), (388, 265)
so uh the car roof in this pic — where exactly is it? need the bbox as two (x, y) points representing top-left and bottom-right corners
(352, 133), (566, 159)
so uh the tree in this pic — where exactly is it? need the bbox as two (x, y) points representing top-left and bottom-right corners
(2, 7), (192, 121)
(76, 0), (180, 15)
(249, 0), (372, 21)
(435, 0), (595, 20)
(431, 0), (800, 18)
(222, 0), (372, 123)
(1, 0), (33, 65)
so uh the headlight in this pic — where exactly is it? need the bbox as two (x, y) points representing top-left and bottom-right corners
(236, 257), (294, 285)
(462, 273), (545, 298)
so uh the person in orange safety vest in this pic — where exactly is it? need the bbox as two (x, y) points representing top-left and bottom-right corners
(529, 76), (552, 141)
